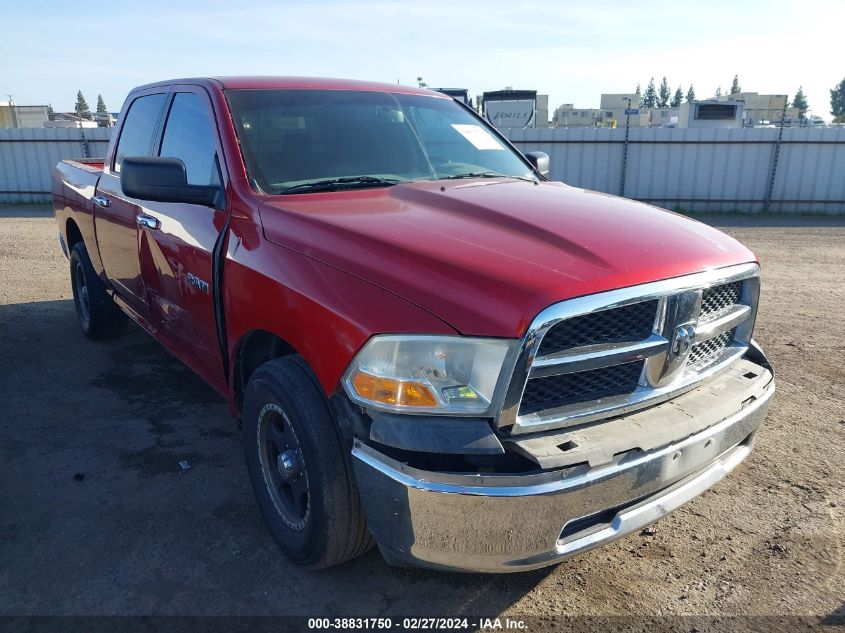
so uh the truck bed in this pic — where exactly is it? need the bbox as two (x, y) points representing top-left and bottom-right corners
(52, 159), (106, 262)
(62, 158), (106, 173)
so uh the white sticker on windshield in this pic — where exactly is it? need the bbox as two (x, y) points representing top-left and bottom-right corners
(451, 124), (505, 150)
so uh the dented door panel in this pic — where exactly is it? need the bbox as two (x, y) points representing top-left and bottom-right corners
(139, 202), (226, 386)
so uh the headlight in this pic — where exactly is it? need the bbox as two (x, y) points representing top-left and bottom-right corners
(342, 335), (517, 415)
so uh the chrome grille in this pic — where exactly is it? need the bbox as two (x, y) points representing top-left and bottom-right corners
(688, 328), (736, 372)
(537, 300), (658, 357)
(701, 281), (742, 319)
(499, 264), (760, 434)
(519, 361), (644, 416)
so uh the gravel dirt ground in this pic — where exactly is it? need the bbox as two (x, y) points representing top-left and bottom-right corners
(1, 207), (843, 624)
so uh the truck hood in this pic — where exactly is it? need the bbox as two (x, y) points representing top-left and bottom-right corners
(259, 180), (755, 337)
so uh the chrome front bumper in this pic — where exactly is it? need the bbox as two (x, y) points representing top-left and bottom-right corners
(352, 364), (773, 573)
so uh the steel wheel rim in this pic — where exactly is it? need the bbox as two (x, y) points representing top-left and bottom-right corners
(257, 402), (310, 530)
(74, 261), (91, 323)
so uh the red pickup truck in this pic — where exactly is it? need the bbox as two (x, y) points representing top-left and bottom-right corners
(53, 77), (774, 573)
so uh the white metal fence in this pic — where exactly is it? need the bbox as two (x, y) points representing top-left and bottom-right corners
(1, 126), (844, 213)
(0, 127), (111, 204)
(505, 126), (845, 213)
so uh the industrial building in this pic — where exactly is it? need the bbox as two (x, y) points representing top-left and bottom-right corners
(554, 94), (655, 128)
(553, 104), (600, 127)
(715, 92), (800, 125)
(44, 113), (99, 128)
(0, 102), (115, 129)
(0, 102), (50, 128)
(552, 91), (802, 129)
(1, 87), (810, 131)
(650, 107), (679, 126)
(599, 93), (649, 127)
(678, 100), (744, 128)
(535, 94), (549, 127)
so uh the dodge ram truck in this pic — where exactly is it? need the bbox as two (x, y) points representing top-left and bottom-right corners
(52, 77), (774, 573)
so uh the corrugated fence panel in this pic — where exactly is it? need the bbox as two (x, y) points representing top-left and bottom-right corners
(0, 127), (112, 204)
(771, 127), (845, 213)
(509, 127), (625, 195)
(625, 128), (776, 213)
(506, 126), (845, 214)
(1, 126), (843, 212)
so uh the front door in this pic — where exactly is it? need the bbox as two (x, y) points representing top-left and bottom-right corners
(137, 88), (229, 388)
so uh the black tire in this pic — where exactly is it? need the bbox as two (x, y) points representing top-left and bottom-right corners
(242, 355), (373, 568)
(69, 242), (128, 340)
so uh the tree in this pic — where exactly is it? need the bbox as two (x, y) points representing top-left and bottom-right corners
(791, 86), (808, 120)
(658, 76), (671, 108)
(730, 74), (742, 95)
(671, 86), (683, 108)
(46, 104), (55, 121)
(831, 77), (845, 117)
(714, 86), (723, 98)
(96, 94), (107, 114)
(642, 77), (658, 109)
(686, 84), (696, 103)
(416, 77), (428, 88)
(75, 90), (91, 120)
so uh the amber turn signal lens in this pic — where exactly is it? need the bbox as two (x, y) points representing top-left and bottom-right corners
(351, 371), (437, 407)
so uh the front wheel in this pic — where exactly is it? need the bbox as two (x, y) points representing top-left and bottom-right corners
(242, 355), (372, 568)
(69, 242), (128, 340)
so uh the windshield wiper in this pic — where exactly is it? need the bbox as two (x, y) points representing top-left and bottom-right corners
(441, 171), (535, 183)
(280, 176), (401, 194)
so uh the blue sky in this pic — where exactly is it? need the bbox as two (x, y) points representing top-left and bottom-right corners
(3, 0), (842, 119)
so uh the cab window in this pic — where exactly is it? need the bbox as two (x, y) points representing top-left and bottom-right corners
(113, 93), (167, 173)
(159, 92), (220, 186)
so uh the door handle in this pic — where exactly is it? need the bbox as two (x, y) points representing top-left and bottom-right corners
(92, 195), (111, 208)
(136, 214), (161, 230)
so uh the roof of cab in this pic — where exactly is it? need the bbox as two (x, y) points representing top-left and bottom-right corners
(131, 76), (448, 98)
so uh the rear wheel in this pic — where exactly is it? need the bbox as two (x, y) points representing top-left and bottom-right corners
(69, 242), (127, 340)
(242, 355), (372, 568)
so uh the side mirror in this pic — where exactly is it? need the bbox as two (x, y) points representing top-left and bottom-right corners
(524, 151), (550, 177)
(121, 157), (223, 208)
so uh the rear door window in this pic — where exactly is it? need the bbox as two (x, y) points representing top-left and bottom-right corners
(158, 92), (220, 186)
(113, 93), (167, 173)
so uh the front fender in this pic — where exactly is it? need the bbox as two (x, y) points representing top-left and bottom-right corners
(224, 225), (457, 401)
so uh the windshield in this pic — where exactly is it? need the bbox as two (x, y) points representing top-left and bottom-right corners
(225, 89), (535, 194)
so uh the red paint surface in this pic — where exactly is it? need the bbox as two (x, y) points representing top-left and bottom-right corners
(53, 77), (757, 412)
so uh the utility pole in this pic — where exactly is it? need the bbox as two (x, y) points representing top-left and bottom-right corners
(620, 96), (632, 196)
(764, 99), (789, 212)
(7, 94), (19, 128)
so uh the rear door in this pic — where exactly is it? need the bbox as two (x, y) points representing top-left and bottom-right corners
(95, 90), (168, 316)
(137, 87), (230, 387)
